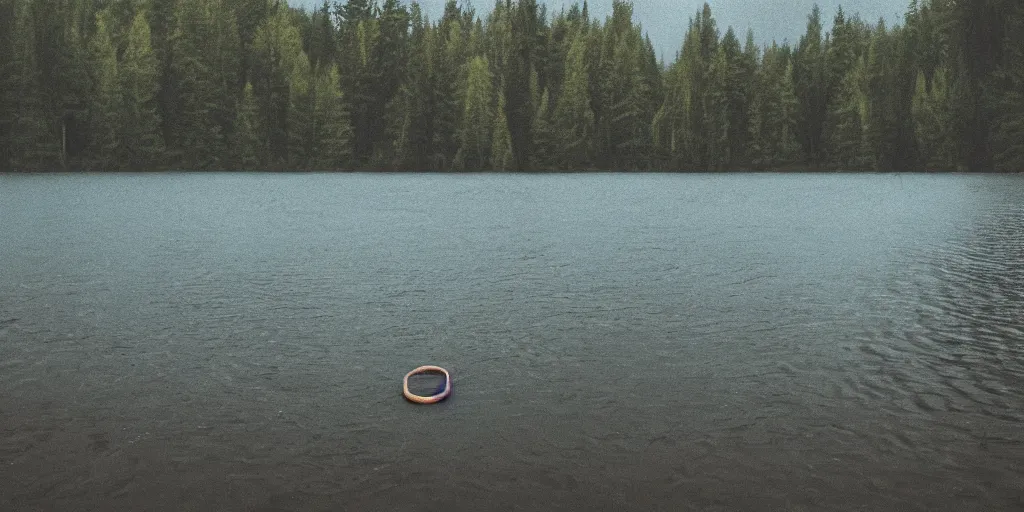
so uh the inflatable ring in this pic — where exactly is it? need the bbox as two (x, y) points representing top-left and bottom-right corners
(403, 365), (452, 404)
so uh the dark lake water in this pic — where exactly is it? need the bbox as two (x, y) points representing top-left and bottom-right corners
(1, 173), (1022, 511)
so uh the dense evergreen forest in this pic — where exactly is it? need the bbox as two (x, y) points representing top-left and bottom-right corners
(0, 0), (1021, 172)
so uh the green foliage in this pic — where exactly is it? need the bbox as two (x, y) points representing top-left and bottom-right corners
(912, 68), (957, 170)
(989, 4), (1024, 172)
(1, 0), (1021, 172)
(0, 0), (15, 167)
(716, 28), (753, 169)
(826, 55), (875, 170)
(119, 11), (164, 169)
(706, 44), (730, 170)
(748, 45), (803, 169)
(392, 7), (435, 170)
(168, 0), (239, 169)
(286, 41), (313, 169)
(531, 88), (557, 170)
(455, 56), (494, 171)
(232, 83), (262, 169)
(252, 3), (306, 168)
(5, 1), (60, 170)
(553, 28), (595, 169)
(491, 91), (515, 171)
(88, 13), (120, 169)
(793, 4), (828, 165)
(309, 65), (354, 170)
(598, 1), (658, 170)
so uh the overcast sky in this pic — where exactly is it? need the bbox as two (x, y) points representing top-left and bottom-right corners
(294, 0), (903, 60)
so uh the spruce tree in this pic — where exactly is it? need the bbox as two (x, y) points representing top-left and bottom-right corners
(553, 28), (595, 169)
(119, 11), (164, 169)
(531, 88), (557, 170)
(252, 4), (307, 168)
(912, 68), (956, 170)
(432, 9), (466, 170)
(491, 91), (515, 171)
(310, 65), (354, 170)
(372, 0), (411, 166)
(989, 6), (1024, 172)
(748, 44), (802, 169)
(0, 0), (15, 169)
(825, 55), (874, 170)
(287, 41), (312, 170)
(392, 6), (435, 170)
(88, 14), (120, 170)
(793, 4), (828, 166)
(169, 0), (226, 169)
(707, 44), (730, 170)
(232, 83), (262, 170)
(719, 27), (751, 169)
(455, 56), (494, 171)
(7, 1), (59, 170)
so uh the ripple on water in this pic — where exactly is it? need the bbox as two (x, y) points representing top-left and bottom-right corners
(1, 174), (1023, 511)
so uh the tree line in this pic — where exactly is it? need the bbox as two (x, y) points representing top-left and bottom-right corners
(0, 0), (1021, 172)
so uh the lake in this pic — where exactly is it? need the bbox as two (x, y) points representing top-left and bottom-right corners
(1, 173), (1022, 511)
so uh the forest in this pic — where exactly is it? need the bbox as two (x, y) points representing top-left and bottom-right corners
(0, 0), (1021, 172)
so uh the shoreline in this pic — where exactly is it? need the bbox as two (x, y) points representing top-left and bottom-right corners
(2, 169), (1013, 175)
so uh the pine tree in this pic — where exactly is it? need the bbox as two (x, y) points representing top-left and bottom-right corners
(0, 0), (1015, 173)
(432, 7), (467, 170)
(707, 44), (730, 170)
(652, 20), (700, 170)
(531, 88), (557, 170)
(748, 44), (802, 169)
(825, 55), (874, 170)
(287, 42), (312, 169)
(503, 0), (544, 171)
(0, 0), (15, 169)
(120, 10), (164, 169)
(232, 82), (261, 169)
(491, 90), (515, 171)
(690, 3), (720, 170)
(371, 0), (411, 166)
(310, 65), (354, 170)
(350, 18), (381, 165)
(455, 56), (494, 171)
(738, 29), (760, 166)
(718, 27), (751, 169)
(308, 1), (337, 71)
(392, 6), (435, 170)
(603, 2), (656, 170)
(989, 5), (1024, 172)
(657, 4), (720, 170)
(826, 6), (855, 98)
(553, 28), (595, 169)
(169, 0), (228, 169)
(943, 0), (1013, 171)
(54, 1), (92, 168)
(147, 0), (177, 146)
(88, 13), (120, 170)
(793, 4), (828, 165)
(864, 22), (917, 171)
(252, 3), (307, 168)
(6, 1), (59, 170)
(912, 67), (956, 170)
(209, 0), (242, 157)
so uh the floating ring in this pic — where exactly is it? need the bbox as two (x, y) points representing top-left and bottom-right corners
(403, 365), (451, 404)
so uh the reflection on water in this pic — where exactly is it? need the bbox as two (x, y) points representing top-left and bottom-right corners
(0, 173), (1022, 512)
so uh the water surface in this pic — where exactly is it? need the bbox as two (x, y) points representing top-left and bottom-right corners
(1, 173), (1022, 511)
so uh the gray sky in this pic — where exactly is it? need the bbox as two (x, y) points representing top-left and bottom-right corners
(295, 0), (903, 60)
